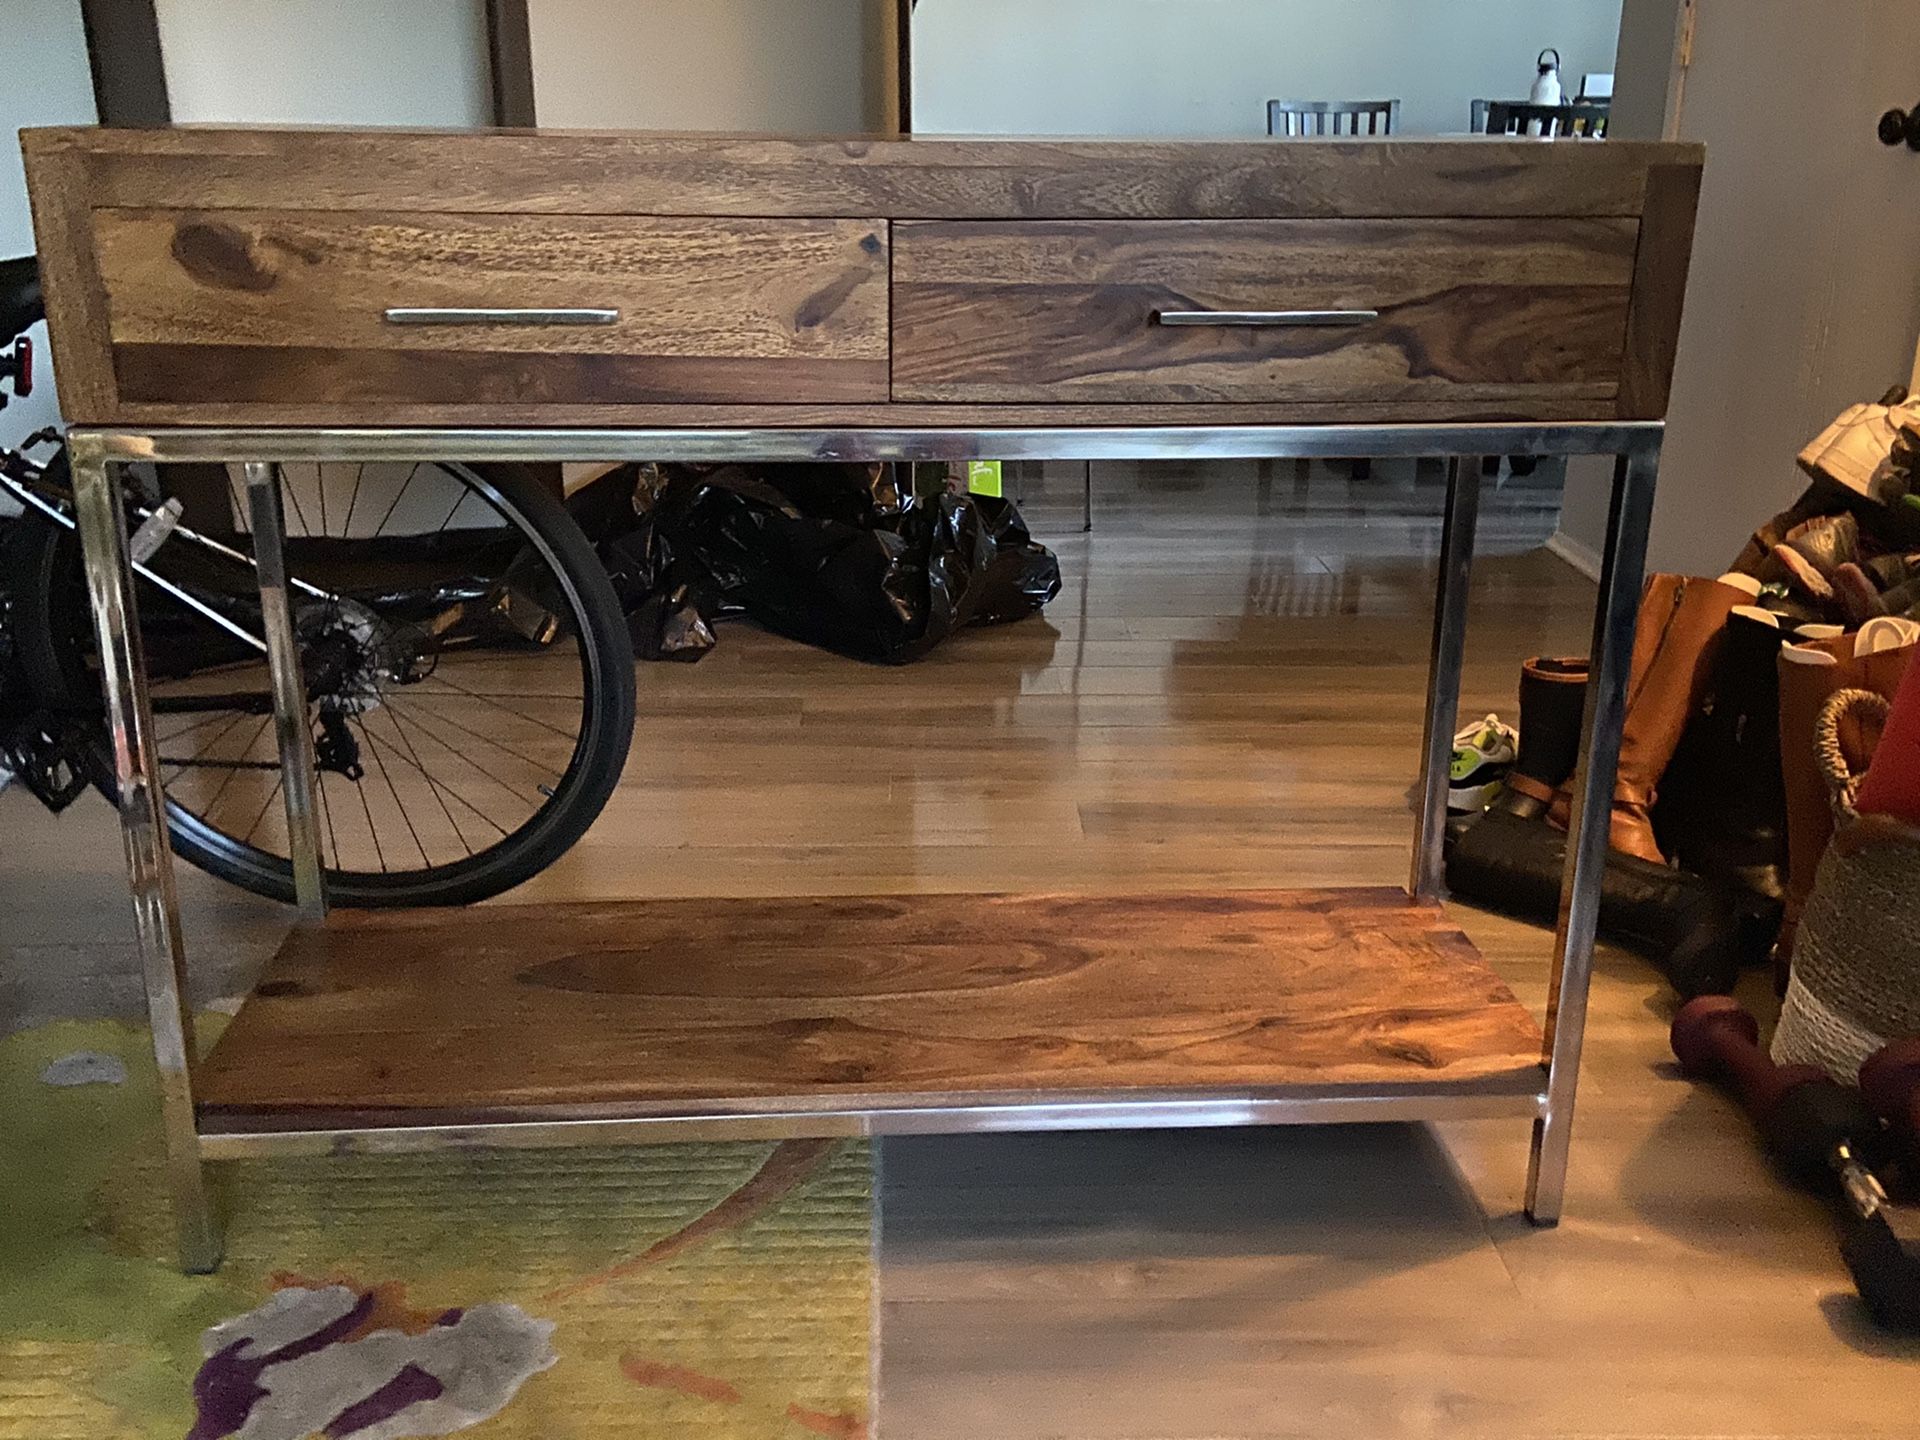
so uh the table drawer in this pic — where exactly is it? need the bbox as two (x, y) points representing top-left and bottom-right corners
(891, 218), (1638, 405)
(94, 209), (890, 408)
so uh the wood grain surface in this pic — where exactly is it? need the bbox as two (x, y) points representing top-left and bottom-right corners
(27, 128), (1697, 220)
(20, 142), (116, 420)
(1617, 162), (1705, 419)
(93, 208), (888, 407)
(893, 218), (1637, 404)
(21, 127), (1703, 424)
(192, 888), (1544, 1115)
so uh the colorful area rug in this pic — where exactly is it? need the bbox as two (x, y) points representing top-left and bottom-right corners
(0, 1019), (873, 1439)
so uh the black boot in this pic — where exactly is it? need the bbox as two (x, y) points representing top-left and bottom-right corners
(1445, 809), (1746, 997)
(1494, 656), (1588, 820)
(1653, 606), (1789, 903)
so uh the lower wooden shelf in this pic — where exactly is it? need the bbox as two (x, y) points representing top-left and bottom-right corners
(192, 887), (1546, 1149)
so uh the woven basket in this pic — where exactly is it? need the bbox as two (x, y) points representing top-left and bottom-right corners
(1772, 689), (1920, 1082)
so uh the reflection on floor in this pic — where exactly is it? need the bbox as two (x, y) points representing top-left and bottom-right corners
(6, 458), (1915, 1438)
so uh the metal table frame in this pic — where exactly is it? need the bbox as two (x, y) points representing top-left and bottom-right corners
(67, 420), (1661, 1274)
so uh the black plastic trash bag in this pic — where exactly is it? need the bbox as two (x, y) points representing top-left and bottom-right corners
(586, 463), (1061, 664)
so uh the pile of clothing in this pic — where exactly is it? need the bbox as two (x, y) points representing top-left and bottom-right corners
(1447, 389), (1920, 996)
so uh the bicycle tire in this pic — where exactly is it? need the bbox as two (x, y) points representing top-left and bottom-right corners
(15, 459), (636, 907)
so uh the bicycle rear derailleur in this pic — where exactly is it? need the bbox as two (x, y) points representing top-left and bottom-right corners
(314, 707), (364, 782)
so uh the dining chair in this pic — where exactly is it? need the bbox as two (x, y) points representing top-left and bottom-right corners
(1266, 99), (1400, 137)
(1482, 100), (1610, 138)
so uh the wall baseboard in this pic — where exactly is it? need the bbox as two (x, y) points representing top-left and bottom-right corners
(1545, 528), (1603, 580)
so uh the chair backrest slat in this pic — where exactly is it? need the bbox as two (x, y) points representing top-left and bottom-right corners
(1479, 100), (1610, 139)
(1266, 99), (1399, 139)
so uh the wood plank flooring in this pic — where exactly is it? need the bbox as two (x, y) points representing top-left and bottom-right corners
(6, 457), (1915, 1437)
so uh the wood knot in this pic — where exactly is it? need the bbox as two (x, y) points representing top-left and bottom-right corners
(171, 221), (280, 292)
(1373, 1038), (1440, 1068)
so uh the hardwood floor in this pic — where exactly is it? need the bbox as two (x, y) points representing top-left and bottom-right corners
(5, 456), (1915, 1437)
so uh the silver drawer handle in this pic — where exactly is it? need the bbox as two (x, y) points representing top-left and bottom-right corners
(383, 307), (620, 327)
(1152, 309), (1378, 328)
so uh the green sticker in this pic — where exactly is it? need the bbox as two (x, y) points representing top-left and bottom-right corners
(966, 460), (1003, 497)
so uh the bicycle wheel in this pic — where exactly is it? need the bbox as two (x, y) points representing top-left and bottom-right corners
(17, 458), (636, 907)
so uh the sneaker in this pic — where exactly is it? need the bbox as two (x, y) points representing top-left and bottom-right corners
(1765, 513), (1859, 603)
(1799, 397), (1920, 499)
(1449, 714), (1518, 813)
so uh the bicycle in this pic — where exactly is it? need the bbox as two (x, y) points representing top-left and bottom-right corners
(1, 255), (637, 906)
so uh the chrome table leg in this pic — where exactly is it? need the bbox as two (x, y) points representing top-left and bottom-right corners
(1410, 456), (1483, 901)
(68, 437), (223, 1273)
(243, 462), (328, 920)
(1526, 439), (1660, 1224)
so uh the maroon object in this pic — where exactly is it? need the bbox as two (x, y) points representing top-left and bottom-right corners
(1671, 995), (1828, 1119)
(1860, 1038), (1920, 1161)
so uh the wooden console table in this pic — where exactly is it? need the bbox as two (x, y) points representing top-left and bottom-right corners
(24, 128), (1702, 1273)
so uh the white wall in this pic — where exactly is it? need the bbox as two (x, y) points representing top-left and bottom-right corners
(3, 0), (95, 448)
(912, 0), (1622, 137)
(528, 0), (893, 132)
(1608, 0), (1920, 575)
(154, 0), (492, 126)
(1550, 0), (1679, 575)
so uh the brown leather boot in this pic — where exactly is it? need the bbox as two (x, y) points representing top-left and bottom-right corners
(1773, 634), (1917, 983)
(1550, 575), (1747, 864)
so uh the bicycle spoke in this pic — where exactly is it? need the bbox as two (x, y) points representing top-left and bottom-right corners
(359, 712), (511, 837)
(372, 466), (417, 540)
(198, 714), (274, 824)
(409, 672), (580, 740)
(382, 703), (549, 810)
(157, 707), (246, 747)
(160, 709), (254, 784)
(345, 731), (388, 874)
(386, 692), (566, 780)
(376, 702), (475, 859)
(240, 772), (284, 848)
(353, 712), (430, 869)
(316, 761), (341, 872)
(225, 471), (247, 532)
(340, 463), (366, 538)
(382, 708), (530, 816)
(279, 465), (311, 538)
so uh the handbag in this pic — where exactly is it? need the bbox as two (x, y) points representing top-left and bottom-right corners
(1771, 689), (1920, 1081)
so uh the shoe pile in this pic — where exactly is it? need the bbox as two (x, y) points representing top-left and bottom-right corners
(1444, 389), (1920, 998)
